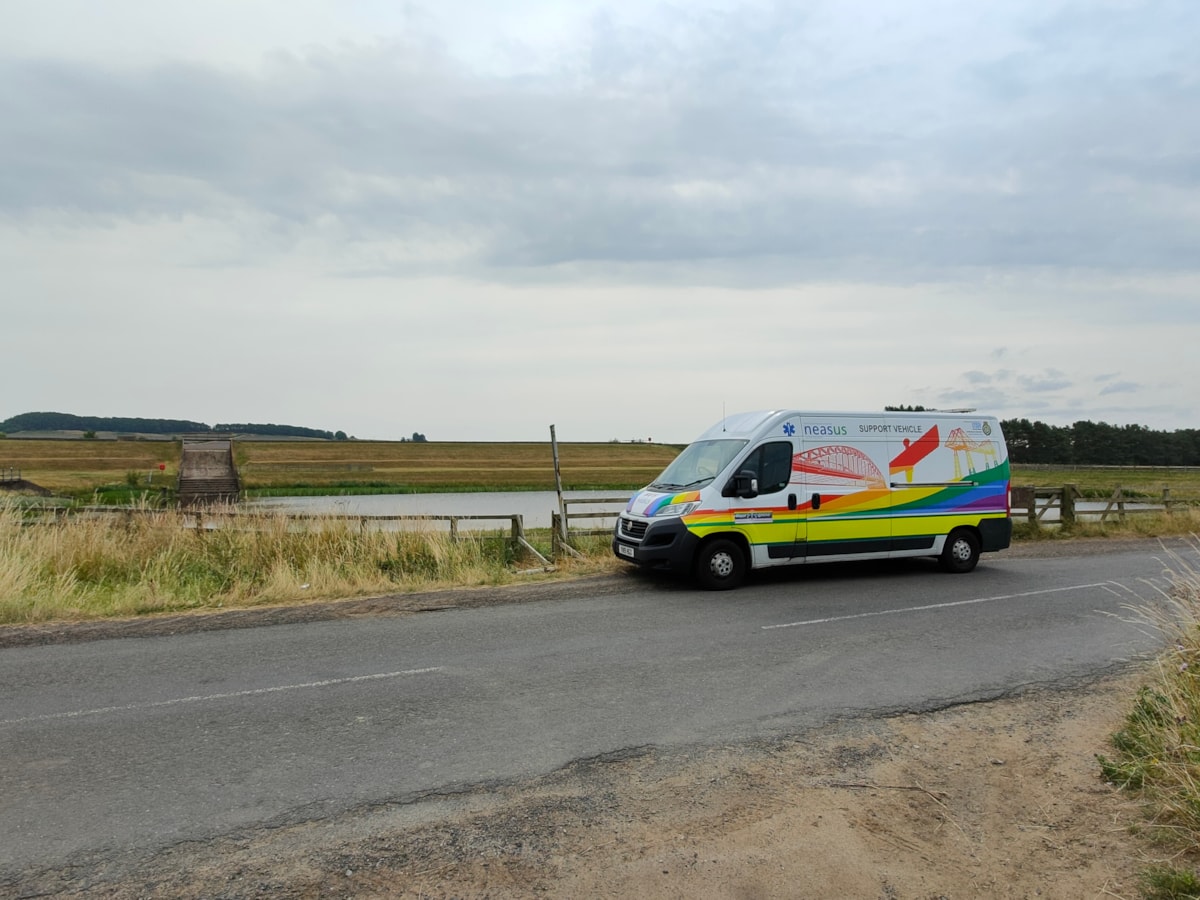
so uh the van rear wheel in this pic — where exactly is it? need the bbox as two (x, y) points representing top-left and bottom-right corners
(939, 528), (980, 574)
(694, 539), (746, 590)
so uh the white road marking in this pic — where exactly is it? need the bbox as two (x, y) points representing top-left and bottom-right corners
(762, 582), (1125, 631)
(0, 667), (444, 727)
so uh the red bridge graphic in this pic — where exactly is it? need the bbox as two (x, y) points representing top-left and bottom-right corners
(792, 445), (886, 489)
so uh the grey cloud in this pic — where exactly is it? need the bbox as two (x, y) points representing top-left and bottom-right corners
(2, 2), (1199, 282)
(1099, 380), (1141, 395)
(1017, 369), (1073, 392)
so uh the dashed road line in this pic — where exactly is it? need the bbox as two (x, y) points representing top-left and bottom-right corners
(0, 667), (444, 727)
(762, 582), (1125, 631)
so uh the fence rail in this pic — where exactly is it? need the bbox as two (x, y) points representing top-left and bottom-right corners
(1010, 483), (1200, 525)
(551, 496), (628, 557)
(1, 467), (20, 483)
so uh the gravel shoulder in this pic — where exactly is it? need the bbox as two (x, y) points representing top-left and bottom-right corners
(13, 671), (1154, 899)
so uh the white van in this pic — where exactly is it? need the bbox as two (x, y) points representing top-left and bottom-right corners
(612, 409), (1011, 589)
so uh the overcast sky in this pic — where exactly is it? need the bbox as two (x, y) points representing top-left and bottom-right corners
(2, 0), (1197, 442)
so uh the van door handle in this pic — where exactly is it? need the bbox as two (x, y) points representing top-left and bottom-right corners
(788, 493), (797, 510)
(812, 493), (821, 510)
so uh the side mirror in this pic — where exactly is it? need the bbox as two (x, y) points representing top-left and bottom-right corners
(730, 469), (758, 499)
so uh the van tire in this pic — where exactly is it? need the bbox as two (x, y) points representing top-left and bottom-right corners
(694, 539), (746, 590)
(939, 528), (980, 573)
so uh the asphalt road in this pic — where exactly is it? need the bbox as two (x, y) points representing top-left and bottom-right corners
(0, 544), (1177, 880)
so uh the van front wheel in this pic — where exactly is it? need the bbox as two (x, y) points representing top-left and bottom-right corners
(694, 539), (746, 590)
(939, 529), (980, 574)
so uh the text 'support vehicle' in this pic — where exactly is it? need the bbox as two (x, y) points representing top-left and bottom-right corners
(612, 410), (1012, 590)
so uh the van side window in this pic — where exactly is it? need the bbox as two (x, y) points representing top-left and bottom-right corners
(748, 441), (793, 495)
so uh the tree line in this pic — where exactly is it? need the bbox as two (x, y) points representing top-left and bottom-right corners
(0, 412), (348, 441)
(1001, 419), (1200, 466)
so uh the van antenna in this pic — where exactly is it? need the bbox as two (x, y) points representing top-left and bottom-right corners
(722, 402), (726, 432)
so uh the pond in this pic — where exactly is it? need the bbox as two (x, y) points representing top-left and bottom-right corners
(246, 490), (632, 531)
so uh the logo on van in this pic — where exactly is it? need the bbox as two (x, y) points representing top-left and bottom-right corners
(803, 424), (848, 437)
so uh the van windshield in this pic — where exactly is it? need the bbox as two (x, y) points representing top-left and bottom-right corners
(649, 439), (748, 491)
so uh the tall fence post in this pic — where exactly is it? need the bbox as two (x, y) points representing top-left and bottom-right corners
(1164, 485), (1173, 515)
(550, 425), (569, 548)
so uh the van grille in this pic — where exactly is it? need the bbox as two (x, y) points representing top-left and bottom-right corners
(619, 517), (647, 540)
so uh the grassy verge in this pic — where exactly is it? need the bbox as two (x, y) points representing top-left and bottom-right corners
(1014, 508), (1200, 542)
(1097, 539), (1200, 898)
(0, 500), (621, 625)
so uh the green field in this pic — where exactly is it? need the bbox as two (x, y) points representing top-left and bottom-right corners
(1010, 464), (1200, 499)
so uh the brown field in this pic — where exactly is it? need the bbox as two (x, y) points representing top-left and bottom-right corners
(0, 438), (684, 495)
(4, 437), (1200, 498)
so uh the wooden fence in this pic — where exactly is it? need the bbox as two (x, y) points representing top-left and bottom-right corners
(1, 467), (20, 483)
(551, 496), (628, 558)
(1010, 484), (1200, 525)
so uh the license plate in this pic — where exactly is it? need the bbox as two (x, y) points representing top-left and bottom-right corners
(618, 544), (635, 558)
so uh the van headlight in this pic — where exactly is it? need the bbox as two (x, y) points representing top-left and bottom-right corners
(654, 501), (700, 518)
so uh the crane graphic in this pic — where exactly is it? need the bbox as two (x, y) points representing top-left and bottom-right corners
(944, 428), (997, 479)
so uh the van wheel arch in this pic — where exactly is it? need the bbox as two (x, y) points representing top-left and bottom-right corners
(939, 527), (981, 574)
(693, 535), (749, 590)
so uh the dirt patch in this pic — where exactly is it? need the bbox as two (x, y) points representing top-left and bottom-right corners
(13, 671), (1163, 899)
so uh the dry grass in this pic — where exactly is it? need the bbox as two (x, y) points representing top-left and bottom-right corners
(1014, 508), (1200, 542)
(0, 500), (566, 625)
(1097, 538), (1200, 894)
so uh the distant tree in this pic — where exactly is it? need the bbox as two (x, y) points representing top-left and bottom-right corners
(83, 431), (97, 439)
(335, 430), (348, 441)
(884, 405), (928, 411)
(412, 432), (427, 443)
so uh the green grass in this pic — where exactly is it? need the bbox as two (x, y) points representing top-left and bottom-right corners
(1012, 465), (1200, 500)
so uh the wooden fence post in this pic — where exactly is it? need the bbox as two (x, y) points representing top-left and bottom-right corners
(1010, 486), (1036, 527)
(1164, 485), (1173, 515)
(550, 511), (583, 560)
(1061, 484), (1077, 525)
